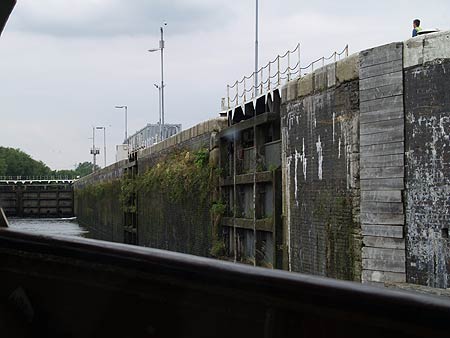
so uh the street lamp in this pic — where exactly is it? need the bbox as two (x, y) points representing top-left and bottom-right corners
(96, 126), (107, 168)
(149, 22), (167, 140)
(154, 83), (162, 142)
(115, 105), (128, 144)
(90, 127), (100, 173)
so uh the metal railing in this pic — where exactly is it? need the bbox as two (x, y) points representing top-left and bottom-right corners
(0, 176), (77, 182)
(226, 44), (349, 110)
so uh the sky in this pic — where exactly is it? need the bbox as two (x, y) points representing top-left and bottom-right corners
(0, 0), (448, 170)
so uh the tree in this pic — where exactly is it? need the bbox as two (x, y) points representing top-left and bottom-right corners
(0, 147), (52, 177)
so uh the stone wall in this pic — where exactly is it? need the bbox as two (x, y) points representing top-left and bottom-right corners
(403, 32), (450, 288)
(74, 118), (227, 257)
(281, 55), (362, 281)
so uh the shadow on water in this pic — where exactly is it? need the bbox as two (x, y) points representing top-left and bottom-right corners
(8, 218), (89, 238)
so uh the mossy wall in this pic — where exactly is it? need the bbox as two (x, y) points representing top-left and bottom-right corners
(281, 79), (362, 281)
(74, 180), (123, 242)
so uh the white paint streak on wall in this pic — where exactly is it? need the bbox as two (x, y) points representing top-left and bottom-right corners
(332, 112), (336, 144)
(338, 138), (342, 159)
(294, 149), (299, 206)
(301, 138), (307, 181)
(316, 135), (323, 180)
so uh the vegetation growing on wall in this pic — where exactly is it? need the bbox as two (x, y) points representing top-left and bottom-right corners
(137, 149), (212, 203)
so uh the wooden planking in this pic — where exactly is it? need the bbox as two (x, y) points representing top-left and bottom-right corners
(362, 270), (406, 283)
(361, 167), (404, 179)
(360, 59), (403, 79)
(360, 154), (404, 169)
(361, 191), (402, 203)
(362, 258), (406, 273)
(362, 247), (406, 259)
(363, 236), (405, 249)
(360, 95), (403, 114)
(360, 72), (403, 91)
(361, 202), (404, 214)
(360, 118), (404, 136)
(361, 178), (404, 191)
(361, 225), (404, 238)
(361, 212), (404, 225)
(360, 84), (403, 102)
(360, 129), (404, 147)
(359, 42), (405, 283)
(360, 108), (404, 124)
(360, 42), (403, 69)
(360, 142), (404, 158)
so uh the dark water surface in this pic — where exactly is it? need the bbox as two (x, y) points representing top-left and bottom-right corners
(8, 218), (89, 238)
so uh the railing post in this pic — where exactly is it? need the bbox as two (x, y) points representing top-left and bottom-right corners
(298, 44), (301, 77)
(268, 62), (271, 91)
(236, 81), (239, 106)
(277, 55), (281, 87)
(227, 85), (230, 110)
(334, 51), (337, 63)
(346, 45), (349, 57)
(244, 78), (247, 102)
(287, 51), (291, 82)
(260, 68), (263, 95)
(322, 56), (325, 67)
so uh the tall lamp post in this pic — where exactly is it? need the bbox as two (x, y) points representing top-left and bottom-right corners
(149, 22), (167, 140)
(154, 83), (162, 142)
(115, 105), (128, 145)
(96, 126), (107, 168)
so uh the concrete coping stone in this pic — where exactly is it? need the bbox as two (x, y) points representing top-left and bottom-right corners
(137, 117), (227, 160)
(404, 30), (450, 69)
(280, 52), (359, 102)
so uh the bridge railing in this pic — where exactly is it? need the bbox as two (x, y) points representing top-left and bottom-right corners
(0, 176), (77, 182)
(226, 44), (349, 110)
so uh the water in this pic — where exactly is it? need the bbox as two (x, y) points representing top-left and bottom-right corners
(8, 218), (89, 238)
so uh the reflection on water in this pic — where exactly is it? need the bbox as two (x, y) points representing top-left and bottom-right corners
(8, 218), (89, 238)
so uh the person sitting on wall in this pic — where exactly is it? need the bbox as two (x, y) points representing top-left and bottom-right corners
(412, 19), (422, 37)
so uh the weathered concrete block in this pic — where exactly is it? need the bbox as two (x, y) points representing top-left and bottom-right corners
(327, 63), (336, 88)
(281, 84), (288, 103)
(336, 53), (359, 83)
(297, 73), (314, 97)
(404, 31), (450, 68)
(314, 67), (328, 92)
(287, 80), (297, 101)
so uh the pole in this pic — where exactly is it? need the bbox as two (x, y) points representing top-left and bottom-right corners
(92, 127), (96, 173)
(103, 127), (106, 168)
(255, 0), (259, 97)
(160, 26), (165, 141)
(158, 86), (162, 141)
(125, 106), (128, 141)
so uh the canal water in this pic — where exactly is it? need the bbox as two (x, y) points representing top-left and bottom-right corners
(8, 218), (89, 238)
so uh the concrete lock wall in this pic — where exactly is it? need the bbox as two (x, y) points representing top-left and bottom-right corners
(74, 118), (227, 257)
(74, 32), (450, 288)
(280, 55), (361, 281)
(280, 31), (450, 286)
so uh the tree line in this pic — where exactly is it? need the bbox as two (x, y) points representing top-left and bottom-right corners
(0, 147), (99, 178)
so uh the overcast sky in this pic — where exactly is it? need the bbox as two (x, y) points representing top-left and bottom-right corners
(1, 0), (448, 170)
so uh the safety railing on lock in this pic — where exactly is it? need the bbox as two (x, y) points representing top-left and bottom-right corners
(226, 44), (349, 110)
